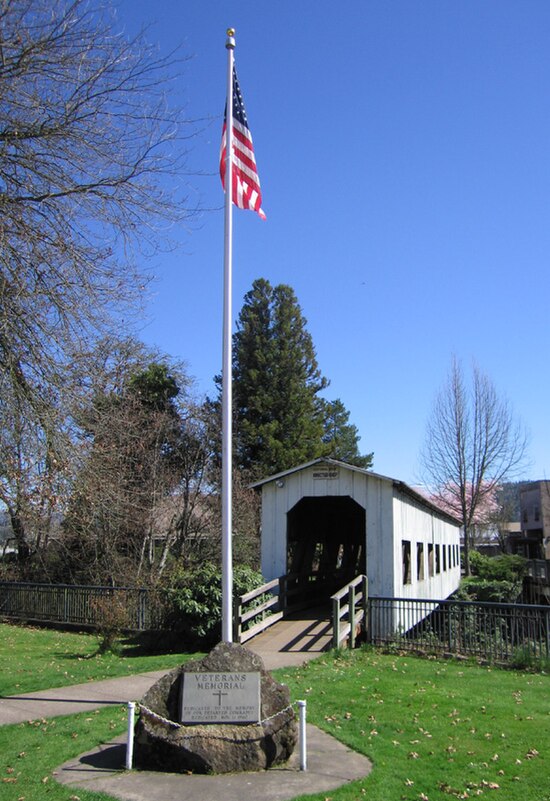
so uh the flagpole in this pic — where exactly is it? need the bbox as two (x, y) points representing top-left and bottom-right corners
(221, 27), (235, 643)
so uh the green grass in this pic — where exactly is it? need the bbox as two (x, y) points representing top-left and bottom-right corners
(0, 622), (201, 696)
(0, 705), (129, 801)
(279, 648), (550, 801)
(0, 626), (549, 801)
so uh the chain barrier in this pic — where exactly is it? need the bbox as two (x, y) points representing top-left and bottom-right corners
(126, 698), (307, 772)
(137, 700), (296, 730)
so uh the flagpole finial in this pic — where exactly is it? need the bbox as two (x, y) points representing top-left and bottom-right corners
(226, 28), (235, 49)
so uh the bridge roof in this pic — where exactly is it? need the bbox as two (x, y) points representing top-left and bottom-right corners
(250, 458), (461, 526)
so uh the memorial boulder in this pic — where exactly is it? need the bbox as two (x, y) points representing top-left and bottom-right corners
(134, 641), (297, 774)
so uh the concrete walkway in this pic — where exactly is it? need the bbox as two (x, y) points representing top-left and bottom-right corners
(0, 670), (169, 726)
(56, 723), (371, 801)
(0, 610), (333, 726)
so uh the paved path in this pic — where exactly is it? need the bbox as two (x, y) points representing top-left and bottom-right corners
(56, 723), (371, 801)
(0, 670), (169, 726)
(0, 610), (332, 726)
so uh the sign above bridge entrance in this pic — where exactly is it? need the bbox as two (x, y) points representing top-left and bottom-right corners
(312, 467), (339, 480)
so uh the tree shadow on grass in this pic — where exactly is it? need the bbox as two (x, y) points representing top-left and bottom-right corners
(52, 631), (197, 660)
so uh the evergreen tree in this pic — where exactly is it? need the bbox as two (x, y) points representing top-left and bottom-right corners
(233, 279), (328, 477)
(321, 398), (374, 469)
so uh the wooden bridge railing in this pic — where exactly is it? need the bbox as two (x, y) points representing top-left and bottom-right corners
(331, 574), (368, 649)
(234, 577), (284, 643)
(234, 571), (369, 647)
(234, 571), (337, 643)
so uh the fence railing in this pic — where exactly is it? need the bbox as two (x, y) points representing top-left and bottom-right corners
(331, 575), (368, 649)
(0, 582), (166, 630)
(368, 596), (550, 662)
(2, 581), (549, 664)
(234, 572), (334, 643)
(234, 577), (284, 643)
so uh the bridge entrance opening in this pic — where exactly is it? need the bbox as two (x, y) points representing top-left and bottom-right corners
(286, 496), (366, 600)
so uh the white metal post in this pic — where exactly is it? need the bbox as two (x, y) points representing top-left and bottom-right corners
(297, 699), (307, 771)
(221, 28), (235, 643)
(126, 702), (135, 771)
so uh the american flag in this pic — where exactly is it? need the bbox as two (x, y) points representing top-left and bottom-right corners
(220, 66), (266, 220)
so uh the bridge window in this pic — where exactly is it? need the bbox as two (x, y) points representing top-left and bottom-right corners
(402, 540), (411, 584)
(416, 542), (425, 581)
(428, 544), (434, 577)
(435, 544), (441, 574)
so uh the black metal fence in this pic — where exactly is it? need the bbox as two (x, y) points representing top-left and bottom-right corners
(0, 582), (166, 630)
(368, 596), (550, 662)
(1, 581), (549, 664)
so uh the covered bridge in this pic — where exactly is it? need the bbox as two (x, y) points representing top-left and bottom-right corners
(251, 458), (461, 606)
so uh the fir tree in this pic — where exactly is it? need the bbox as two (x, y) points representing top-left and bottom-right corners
(233, 279), (328, 477)
(321, 398), (373, 469)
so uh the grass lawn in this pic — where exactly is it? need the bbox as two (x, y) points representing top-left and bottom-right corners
(0, 621), (201, 696)
(280, 648), (550, 801)
(1, 705), (131, 801)
(0, 625), (549, 801)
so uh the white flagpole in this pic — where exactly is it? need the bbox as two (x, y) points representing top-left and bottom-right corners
(221, 28), (235, 643)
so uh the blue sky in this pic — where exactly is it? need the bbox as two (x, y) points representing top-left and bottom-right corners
(117, 0), (549, 486)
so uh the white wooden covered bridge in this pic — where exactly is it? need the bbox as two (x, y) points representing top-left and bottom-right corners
(236, 458), (461, 649)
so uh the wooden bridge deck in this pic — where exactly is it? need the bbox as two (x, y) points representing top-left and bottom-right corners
(247, 605), (333, 669)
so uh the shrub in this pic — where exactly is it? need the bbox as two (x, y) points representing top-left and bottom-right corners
(509, 646), (550, 672)
(460, 576), (520, 603)
(89, 591), (131, 654)
(462, 552), (527, 602)
(167, 562), (265, 646)
(469, 551), (527, 582)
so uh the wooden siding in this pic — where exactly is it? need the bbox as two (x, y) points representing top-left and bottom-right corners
(259, 461), (461, 603)
(392, 490), (461, 600)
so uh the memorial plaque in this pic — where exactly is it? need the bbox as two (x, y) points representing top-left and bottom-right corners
(180, 671), (261, 725)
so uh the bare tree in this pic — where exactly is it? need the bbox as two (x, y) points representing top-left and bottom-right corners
(0, 0), (196, 559)
(58, 343), (189, 584)
(420, 358), (528, 575)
